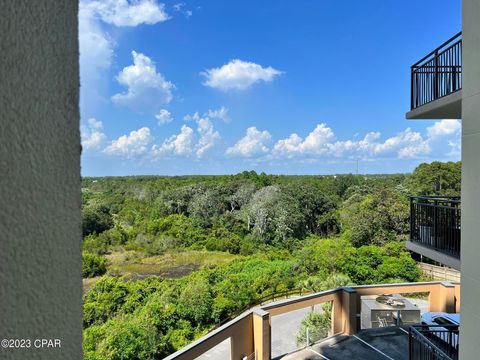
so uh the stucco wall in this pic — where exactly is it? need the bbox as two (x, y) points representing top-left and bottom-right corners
(0, 1), (82, 359)
(460, 0), (480, 358)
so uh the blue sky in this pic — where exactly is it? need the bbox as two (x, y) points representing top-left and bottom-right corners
(80, 0), (462, 176)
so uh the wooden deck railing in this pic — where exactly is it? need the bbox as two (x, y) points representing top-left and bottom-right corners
(163, 281), (460, 360)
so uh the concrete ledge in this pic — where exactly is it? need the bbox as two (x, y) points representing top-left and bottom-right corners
(406, 90), (462, 119)
(406, 240), (461, 270)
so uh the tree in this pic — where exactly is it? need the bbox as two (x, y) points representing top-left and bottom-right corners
(154, 186), (194, 216)
(302, 273), (353, 293)
(187, 185), (227, 227)
(406, 161), (461, 196)
(244, 186), (303, 245)
(292, 183), (339, 236)
(145, 214), (206, 248)
(176, 277), (213, 325)
(296, 237), (349, 276)
(341, 187), (409, 246)
(340, 244), (420, 284)
(82, 205), (114, 236)
(228, 182), (257, 212)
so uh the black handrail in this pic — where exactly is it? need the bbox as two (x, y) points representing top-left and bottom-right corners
(411, 32), (462, 110)
(409, 196), (461, 259)
(409, 324), (459, 360)
(412, 32), (462, 68)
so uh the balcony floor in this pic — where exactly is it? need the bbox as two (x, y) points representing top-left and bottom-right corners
(406, 90), (462, 120)
(406, 240), (461, 270)
(279, 326), (410, 360)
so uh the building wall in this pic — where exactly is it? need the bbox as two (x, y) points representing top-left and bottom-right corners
(0, 1), (82, 359)
(460, 0), (480, 358)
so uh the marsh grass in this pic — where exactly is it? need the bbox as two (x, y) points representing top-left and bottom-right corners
(106, 249), (239, 279)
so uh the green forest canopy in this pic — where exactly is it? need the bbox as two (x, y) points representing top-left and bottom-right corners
(81, 161), (461, 360)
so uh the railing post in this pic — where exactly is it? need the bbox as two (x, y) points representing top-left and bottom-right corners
(332, 291), (343, 335)
(341, 288), (358, 335)
(230, 314), (255, 360)
(410, 197), (414, 241)
(252, 309), (270, 360)
(433, 199), (438, 249)
(452, 65), (456, 93)
(411, 66), (414, 109)
(434, 50), (439, 100)
(408, 327), (413, 359)
(428, 282), (456, 312)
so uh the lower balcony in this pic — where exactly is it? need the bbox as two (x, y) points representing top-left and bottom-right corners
(407, 196), (461, 270)
(406, 32), (462, 120)
(163, 281), (460, 360)
(409, 324), (459, 360)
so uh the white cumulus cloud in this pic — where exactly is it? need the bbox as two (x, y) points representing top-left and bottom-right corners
(196, 118), (221, 157)
(273, 125), (432, 160)
(205, 106), (230, 122)
(79, 0), (169, 88)
(427, 119), (461, 138)
(83, 0), (169, 27)
(104, 127), (152, 158)
(226, 127), (272, 157)
(79, 4), (114, 75)
(269, 119), (462, 162)
(202, 59), (282, 91)
(155, 109), (173, 125)
(112, 51), (174, 111)
(183, 112), (201, 122)
(372, 128), (429, 158)
(273, 123), (335, 156)
(153, 125), (195, 156)
(152, 116), (220, 158)
(81, 118), (107, 150)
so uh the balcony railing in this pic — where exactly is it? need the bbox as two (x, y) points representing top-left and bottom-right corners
(164, 282), (460, 360)
(409, 325), (459, 360)
(411, 32), (462, 110)
(410, 196), (461, 259)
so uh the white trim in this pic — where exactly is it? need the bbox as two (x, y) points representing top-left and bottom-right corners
(308, 348), (331, 360)
(353, 335), (395, 360)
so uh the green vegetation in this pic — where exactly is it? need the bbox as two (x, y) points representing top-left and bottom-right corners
(81, 162), (461, 359)
(296, 311), (331, 346)
(82, 252), (107, 278)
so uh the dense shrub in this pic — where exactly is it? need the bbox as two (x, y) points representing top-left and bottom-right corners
(82, 252), (107, 278)
(82, 205), (114, 236)
(83, 317), (160, 360)
(296, 311), (331, 346)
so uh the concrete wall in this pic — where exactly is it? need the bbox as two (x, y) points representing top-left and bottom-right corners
(460, 1), (480, 358)
(0, 2), (82, 360)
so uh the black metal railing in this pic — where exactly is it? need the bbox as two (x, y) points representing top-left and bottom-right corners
(409, 325), (459, 360)
(411, 32), (462, 110)
(410, 196), (461, 258)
